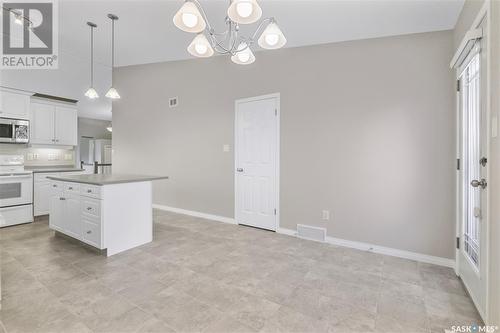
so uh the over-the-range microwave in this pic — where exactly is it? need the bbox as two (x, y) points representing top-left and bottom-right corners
(0, 117), (29, 144)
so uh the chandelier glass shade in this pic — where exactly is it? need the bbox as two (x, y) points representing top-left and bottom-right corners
(188, 34), (214, 58)
(173, 1), (206, 33)
(173, 0), (286, 65)
(227, 0), (262, 24)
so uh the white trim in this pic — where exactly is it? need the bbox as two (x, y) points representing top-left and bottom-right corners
(234, 93), (280, 231)
(276, 227), (296, 237)
(276, 227), (455, 268)
(153, 204), (236, 225)
(153, 205), (454, 268)
(450, 28), (483, 69)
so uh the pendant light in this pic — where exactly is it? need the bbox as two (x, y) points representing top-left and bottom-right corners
(84, 22), (99, 99)
(105, 14), (120, 100)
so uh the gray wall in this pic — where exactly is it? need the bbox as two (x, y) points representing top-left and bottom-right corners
(78, 118), (112, 140)
(113, 30), (456, 259)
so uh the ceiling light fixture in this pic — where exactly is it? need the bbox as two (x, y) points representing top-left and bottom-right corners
(173, 0), (286, 65)
(105, 14), (120, 100)
(84, 22), (99, 100)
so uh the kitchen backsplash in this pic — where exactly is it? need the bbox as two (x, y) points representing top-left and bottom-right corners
(0, 144), (75, 166)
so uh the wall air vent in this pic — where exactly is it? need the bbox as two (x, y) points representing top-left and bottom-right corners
(297, 224), (326, 242)
(169, 97), (178, 108)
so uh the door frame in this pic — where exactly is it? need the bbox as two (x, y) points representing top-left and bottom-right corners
(454, 1), (490, 322)
(234, 93), (280, 231)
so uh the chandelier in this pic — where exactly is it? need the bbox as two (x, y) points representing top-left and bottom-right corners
(173, 0), (286, 65)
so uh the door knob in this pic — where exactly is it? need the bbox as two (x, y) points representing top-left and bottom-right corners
(471, 179), (487, 189)
(236, 168), (244, 172)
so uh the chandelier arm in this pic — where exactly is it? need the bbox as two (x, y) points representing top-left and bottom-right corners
(190, 0), (233, 37)
(207, 33), (233, 54)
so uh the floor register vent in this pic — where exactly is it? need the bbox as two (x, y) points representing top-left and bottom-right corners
(297, 224), (327, 242)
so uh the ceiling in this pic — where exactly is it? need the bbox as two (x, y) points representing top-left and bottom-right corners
(62, 0), (465, 68)
(2, 0), (465, 120)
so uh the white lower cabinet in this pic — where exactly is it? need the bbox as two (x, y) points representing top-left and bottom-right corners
(49, 181), (103, 249)
(34, 171), (85, 216)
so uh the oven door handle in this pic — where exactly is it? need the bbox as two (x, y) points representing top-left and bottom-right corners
(0, 174), (32, 178)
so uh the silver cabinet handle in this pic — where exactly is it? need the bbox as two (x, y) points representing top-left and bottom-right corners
(236, 168), (244, 172)
(87, 230), (92, 234)
(471, 179), (487, 189)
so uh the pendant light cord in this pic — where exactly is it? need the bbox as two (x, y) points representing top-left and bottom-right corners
(111, 19), (114, 69)
(90, 25), (94, 87)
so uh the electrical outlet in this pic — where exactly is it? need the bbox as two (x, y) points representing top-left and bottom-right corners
(322, 210), (330, 220)
(33, 154), (39, 160)
(223, 144), (230, 152)
(26, 153), (34, 161)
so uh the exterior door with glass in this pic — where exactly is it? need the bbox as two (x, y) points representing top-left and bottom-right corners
(457, 18), (487, 320)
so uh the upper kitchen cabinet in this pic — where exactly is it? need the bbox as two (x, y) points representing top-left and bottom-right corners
(30, 99), (78, 146)
(0, 88), (31, 120)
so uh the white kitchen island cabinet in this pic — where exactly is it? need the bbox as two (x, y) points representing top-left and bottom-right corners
(48, 174), (168, 256)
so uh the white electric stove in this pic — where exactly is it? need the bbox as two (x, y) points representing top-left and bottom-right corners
(0, 155), (33, 227)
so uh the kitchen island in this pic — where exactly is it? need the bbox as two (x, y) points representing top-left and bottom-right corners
(47, 174), (168, 256)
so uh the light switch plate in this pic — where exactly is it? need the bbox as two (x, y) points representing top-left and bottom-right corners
(223, 144), (230, 152)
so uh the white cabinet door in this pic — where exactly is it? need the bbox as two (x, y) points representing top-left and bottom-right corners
(34, 181), (51, 216)
(31, 102), (55, 144)
(64, 194), (81, 239)
(0, 90), (30, 119)
(54, 106), (77, 146)
(49, 190), (64, 232)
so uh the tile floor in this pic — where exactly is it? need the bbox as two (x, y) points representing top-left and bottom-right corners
(0, 210), (482, 333)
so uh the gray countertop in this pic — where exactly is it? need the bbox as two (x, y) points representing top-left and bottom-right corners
(26, 166), (84, 173)
(47, 174), (169, 186)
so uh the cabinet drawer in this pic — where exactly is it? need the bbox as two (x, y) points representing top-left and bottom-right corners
(64, 182), (80, 194)
(82, 219), (102, 248)
(81, 197), (100, 218)
(50, 181), (63, 193)
(81, 184), (101, 198)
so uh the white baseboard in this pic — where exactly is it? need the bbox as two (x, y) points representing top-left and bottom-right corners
(153, 205), (454, 268)
(277, 227), (455, 268)
(276, 227), (296, 236)
(153, 204), (236, 225)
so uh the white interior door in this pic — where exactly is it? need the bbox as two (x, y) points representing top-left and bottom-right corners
(235, 94), (279, 231)
(458, 22), (487, 319)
